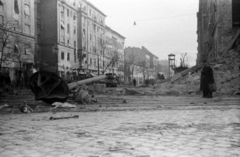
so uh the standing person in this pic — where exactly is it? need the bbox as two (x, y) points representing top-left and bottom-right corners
(200, 60), (215, 98)
(133, 78), (136, 87)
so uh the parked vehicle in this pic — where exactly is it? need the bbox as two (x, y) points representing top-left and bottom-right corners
(95, 73), (118, 87)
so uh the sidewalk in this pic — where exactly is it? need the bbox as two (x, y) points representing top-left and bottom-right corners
(0, 96), (240, 157)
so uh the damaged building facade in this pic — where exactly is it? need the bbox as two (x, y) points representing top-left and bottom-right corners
(197, 0), (240, 63)
(1, 0), (126, 83)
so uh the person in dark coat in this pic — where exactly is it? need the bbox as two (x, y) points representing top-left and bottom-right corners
(200, 60), (215, 98)
(133, 78), (136, 87)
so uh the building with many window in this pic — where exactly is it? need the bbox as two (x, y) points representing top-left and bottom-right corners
(104, 26), (125, 78)
(124, 46), (157, 84)
(39, 0), (78, 80)
(0, 0), (126, 84)
(0, 0), (36, 83)
(77, 0), (106, 76)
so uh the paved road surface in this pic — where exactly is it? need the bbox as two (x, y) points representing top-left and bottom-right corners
(0, 96), (240, 157)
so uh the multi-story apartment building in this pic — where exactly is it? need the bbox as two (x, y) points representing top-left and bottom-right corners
(0, 0), (36, 83)
(197, 0), (240, 64)
(38, 0), (78, 80)
(142, 46), (158, 79)
(105, 26), (125, 77)
(77, 0), (106, 76)
(124, 46), (158, 84)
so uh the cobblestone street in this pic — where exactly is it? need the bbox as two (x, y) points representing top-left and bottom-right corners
(0, 96), (240, 157)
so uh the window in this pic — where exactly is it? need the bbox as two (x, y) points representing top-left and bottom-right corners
(67, 9), (69, 17)
(61, 52), (64, 60)
(67, 24), (70, 34)
(61, 6), (64, 19)
(61, 25), (65, 43)
(90, 58), (92, 65)
(0, 15), (4, 25)
(94, 59), (96, 67)
(73, 13), (76, 20)
(14, 20), (19, 31)
(74, 50), (76, 62)
(67, 53), (70, 61)
(24, 24), (30, 34)
(24, 44), (31, 55)
(14, 44), (19, 53)
(24, 4), (30, 22)
(14, 0), (19, 14)
(0, 2), (4, 12)
(73, 26), (76, 34)
(74, 41), (76, 48)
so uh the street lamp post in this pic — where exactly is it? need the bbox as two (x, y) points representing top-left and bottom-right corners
(168, 53), (175, 77)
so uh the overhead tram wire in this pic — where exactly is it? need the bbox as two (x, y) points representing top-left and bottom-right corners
(133, 13), (196, 25)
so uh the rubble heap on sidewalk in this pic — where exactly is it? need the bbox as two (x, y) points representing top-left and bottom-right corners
(155, 47), (240, 96)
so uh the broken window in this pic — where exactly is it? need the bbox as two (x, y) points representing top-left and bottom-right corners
(14, 0), (20, 14)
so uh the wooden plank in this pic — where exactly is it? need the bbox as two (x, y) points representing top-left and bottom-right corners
(222, 29), (240, 57)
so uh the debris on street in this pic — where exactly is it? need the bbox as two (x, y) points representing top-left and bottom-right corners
(18, 101), (33, 113)
(49, 115), (79, 120)
(153, 46), (240, 96)
(0, 103), (13, 110)
(52, 102), (76, 108)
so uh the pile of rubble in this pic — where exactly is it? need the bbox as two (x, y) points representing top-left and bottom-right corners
(213, 49), (240, 95)
(154, 48), (240, 96)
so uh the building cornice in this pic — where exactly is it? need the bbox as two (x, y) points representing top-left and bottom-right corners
(105, 25), (125, 39)
(82, 0), (107, 17)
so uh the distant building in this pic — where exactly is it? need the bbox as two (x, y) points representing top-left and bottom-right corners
(197, 0), (240, 63)
(142, 46), (158, 79)
(0, 0), (36, 83)
(124, 46), (158, 84)
(104, 26), (125, 78)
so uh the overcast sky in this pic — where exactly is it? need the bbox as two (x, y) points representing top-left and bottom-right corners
(89, 0), (199, 66)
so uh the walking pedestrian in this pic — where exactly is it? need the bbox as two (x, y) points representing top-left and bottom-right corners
(133, 78), (136, 87)
(200, 60), (215, 98)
